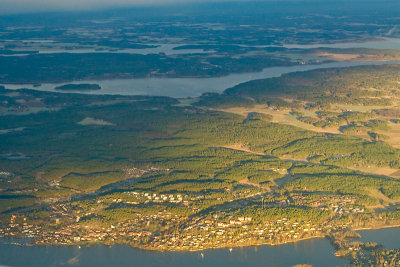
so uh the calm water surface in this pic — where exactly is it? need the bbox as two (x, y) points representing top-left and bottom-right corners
(283, 38), (400, 49)
(0, 237), (347, 267)
(3, 60), (400, 98)
(9, 37), (400, 54)
(357, 227), (400, 249)
(35, 44), (211, 56)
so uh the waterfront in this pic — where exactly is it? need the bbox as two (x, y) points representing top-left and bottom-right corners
(0, 237), (347, 267)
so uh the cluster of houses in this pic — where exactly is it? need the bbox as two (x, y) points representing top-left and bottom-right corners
(0, 171), (13, 183)
(50, 203), (71, 218)
(143, 215), (328, 250)
(0, 171), (12, 178)
(124, 191), (188, 204)
(1, 207), (328, 251)
(0, 215), (40, 239)
(122, 166), (166, 178)
(0, 189), (371, 251)
(0, 210), (185, 246)
(291, 194), (364, 214)
(332, 207), (364, 214)
(216, 217), (253, 228)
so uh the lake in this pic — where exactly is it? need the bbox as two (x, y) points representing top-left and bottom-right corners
(357, 227), (400, 250)
(9, 37), (400, 55)
(34, 44), (211, 56)
(0, 237), (347, 267)
(2, 60), (400, 98)
(283, 37), (400, 50)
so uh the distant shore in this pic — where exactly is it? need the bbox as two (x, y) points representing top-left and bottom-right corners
(354, 223), (400, 232)
(54, 83), (101, 91)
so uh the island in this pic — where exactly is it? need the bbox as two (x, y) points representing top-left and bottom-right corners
(54, 83), (101, 91)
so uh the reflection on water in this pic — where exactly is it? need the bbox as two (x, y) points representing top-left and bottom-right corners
(2, 60), (400, 98)
(0, 237), (347, 267)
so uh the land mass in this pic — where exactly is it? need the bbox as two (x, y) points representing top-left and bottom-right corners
(3, 3), (400, 265)
(1, 64), (400, 265)
(54, 84), (101, 91)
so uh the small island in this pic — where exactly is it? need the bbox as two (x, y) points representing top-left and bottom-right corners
(54, 83), (101, 91)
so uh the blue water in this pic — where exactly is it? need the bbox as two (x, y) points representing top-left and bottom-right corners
(3, 60), (400, 98)
(0, 237), (347, 267)
(357, 227), (400, 249)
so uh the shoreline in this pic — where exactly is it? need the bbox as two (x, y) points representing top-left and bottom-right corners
(3, 223), (400, 252)
(0, 234), (326, 253)
(2, 60), (400, 88)
(354, 224), (400, 232)
(139, 234), (327, 253)
(2, 59), (400, 99)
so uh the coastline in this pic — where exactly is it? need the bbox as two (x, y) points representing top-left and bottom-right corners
(3, 223), (400, 252)
(138, 234), (327, 253)
(0, 234), (326, 253)
(0, 233), (350, 267)
(354, 224), (400, 232)
(4, 223), (400, 253)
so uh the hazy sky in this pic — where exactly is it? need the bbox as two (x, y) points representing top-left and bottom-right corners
(0, 0), (373, 15)
(0, 0), (237, 14)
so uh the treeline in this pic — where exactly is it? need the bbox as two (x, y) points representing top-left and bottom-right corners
(196, 64), (400, 109)
(284, 173), (400, 200)
(272, 135), (400, 168)
(0, 52), (291, 83)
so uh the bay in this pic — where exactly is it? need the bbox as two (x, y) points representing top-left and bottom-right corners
(0, 237), (347, 267)
(357, 227), (400, 250)
(2, 60), (400, 98)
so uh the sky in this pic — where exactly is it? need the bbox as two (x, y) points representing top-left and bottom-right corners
(0, 0), (236, 14)
(0, 0), (378, 15)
